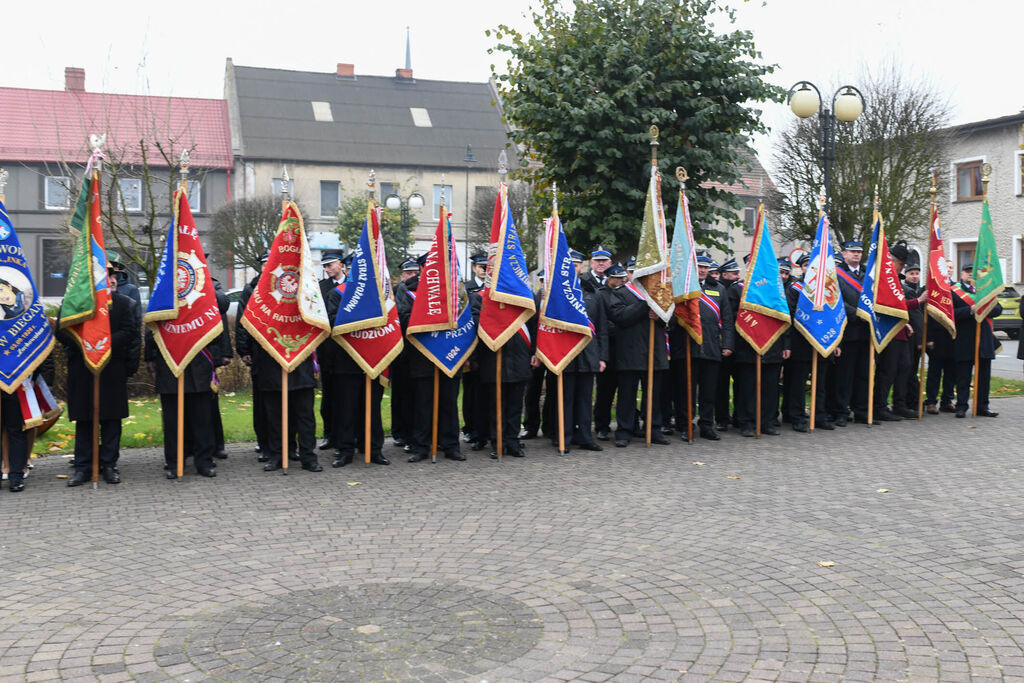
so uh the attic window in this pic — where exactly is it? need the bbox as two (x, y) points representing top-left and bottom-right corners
(312, 101), (333, 122)
(410, 107), (432, 127)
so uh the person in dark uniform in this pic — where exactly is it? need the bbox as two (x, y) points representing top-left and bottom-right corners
(209, 271), (232, 460)
(776, 258), (795, 426)
(395, 268), (465, 462)
(592, 252), (618, 441)
(952, 264), (1001, 418)
(578, 245), (612, 292)
(876, 242), (926, 419)
(604, 264), (669, 447)
(893, 259), (925, 417)
(389, 257), (421, 450)
(783, 255), (814, 432)
(323, 286), (390, 467)
(461, 253), (488, 448)
(714, 258), (742, 430)
(317, 252), (347, 451)
(59, 271), (141, 486)
(477, 304), (536, 458)
(835, 240), (871, 425)
(106, 255), (142, 327)
(522, 275), (549, 440)
(237, 252), (270, 459)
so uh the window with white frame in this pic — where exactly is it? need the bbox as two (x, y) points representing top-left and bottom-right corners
(117, 178), (142, 212)
(432, 184), (454, 219)
(44, 176), (71, 210)
(320, 181), (340, 217)
(187, 180), (201, 212)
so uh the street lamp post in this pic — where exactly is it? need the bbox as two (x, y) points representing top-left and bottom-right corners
(787, 81), (866, 217)
(384, 190), (424, 258)
(464, 144), (476, 263)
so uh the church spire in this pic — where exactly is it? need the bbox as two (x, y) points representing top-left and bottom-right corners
(404, 26), (411, 70)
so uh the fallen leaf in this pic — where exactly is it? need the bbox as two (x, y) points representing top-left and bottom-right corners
(56, 474), (68, 479)
(133, 433), (146, 439)
(726, 475), (741, 480)
(876, 488), (889, 493)
(817, 560), (835, 568)
(347, 482), (361, 486)
(692, 461), (705, 466)
(967, 426), (977, 429)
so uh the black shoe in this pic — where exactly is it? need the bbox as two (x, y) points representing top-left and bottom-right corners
(319, 440), (335, 450)
(714, 423), (730, 432)
(877, 411), (902, 422)
(519, 430), (537, 440)
(508, 446), (525, 458)
(257, 454), (269, 463)
(470, 441), (487, 451)
(264, 462), (281, 471)
(403, 444), (413, 454)
(301, 461), (323, 472)
(940, 404), (957, 413)
(102, 467), (121, 484)
(557, 448), (570, 456)
(792, 422), (809, 433)
(596, 430), (610, 441)
(408, 453), (426, 463)
(198, 467), (217, 478)
(894, 407), (918, 419)
(762, 427), (780, 436)
(661, 427), (674, 436)
(580, 442), (603, 451)
(444, 452), (466, 461)
(979, 409), (999, 417)
(614, 439), (629, 448)
(165, 470), (178, 480)
(8, 479), (24, 492)
(650, 435), (670, 445)
(332, 455), (352, 468)
(213, 450), (229, 460)
(392, 438), (405, 447)
(854, 416), (880, 425)
(370, 454), (390, 465)
(67, 471), (90, 487)
(955, 409), (966, 418)
(834, 416), (848, 427)
(254, 445), (262, 453)
(814, 420), (835, 431)
(697, 429), (718, 441)
(740, 428), (756, 437)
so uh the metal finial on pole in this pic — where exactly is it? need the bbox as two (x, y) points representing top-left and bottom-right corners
(676, 167), (688, 188)
(281, 165), (291, 202)
(498, 150), (508, 184)
(873, 184), (879, 212)
(929, 168), (938, 205)
(367, 169), (376, 200)
(552, 181), (558, 212)
(818, 194), (827, 214)
(981, 162), (992, 198)
(179, 150), (191, 184)
(649, 125), (660, 167)
(440, 173), (446, 205)
(88, 133), (106, 173)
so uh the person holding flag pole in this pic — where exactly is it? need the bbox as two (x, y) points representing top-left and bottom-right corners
(400, 186), (477, 463)
(239, 167), (330, 474)
(0, 170), (56, 492)
(920, 170), (957, 417)
(534, 185), (598, 456)
(477, 152), (536, 460)
(144, 151), (225, 479)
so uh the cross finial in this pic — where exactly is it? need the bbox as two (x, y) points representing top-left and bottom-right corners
(180, 150), (191, 182)
(498, 150), (508, 184)
(281, 165), (291, 201)
(368, 169), (376, 200)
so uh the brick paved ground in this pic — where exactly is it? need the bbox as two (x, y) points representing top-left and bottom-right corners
(4, 397), (1024, 682)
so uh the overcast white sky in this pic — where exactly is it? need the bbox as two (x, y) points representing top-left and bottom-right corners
(6, 0), (1021, 173)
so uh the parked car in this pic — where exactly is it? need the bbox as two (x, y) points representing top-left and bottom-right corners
(993, 286), (1021, 339)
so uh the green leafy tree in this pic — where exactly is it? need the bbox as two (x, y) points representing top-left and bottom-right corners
(768, 63), (953, 245)
(208, 194), (287, 271)
(335, 193), (411, 268)
(489, 0), (782, 252)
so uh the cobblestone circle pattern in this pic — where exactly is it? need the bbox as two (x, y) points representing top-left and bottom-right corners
(3, 396), (1024, 681)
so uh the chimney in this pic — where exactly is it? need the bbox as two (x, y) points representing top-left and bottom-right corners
(65, 67), (85, 92)
(336, 63), (354, 78)
(395, 68), (414, 81)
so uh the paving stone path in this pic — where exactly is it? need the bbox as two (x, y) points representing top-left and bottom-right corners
(3, 397), (1024, 682)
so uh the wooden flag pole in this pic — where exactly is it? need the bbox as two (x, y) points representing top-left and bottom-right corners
(495, 348), (503, 460)
(685, 342), (694, 443)
(364, 375), (372, 464)
(281, 368), (289, 473)
(91, 374), (101, 485)
(176, 374), (184, 477)
(972, 320), (981, 417)
(867, 348), (875, 426)
(431, 367), (439, 463)
(645, 319), (654, 447)
(557, 372), (566, 455)
(809, 354), (818, 431)
(917, 313), (928, 419)
(755, 355), (762, 438)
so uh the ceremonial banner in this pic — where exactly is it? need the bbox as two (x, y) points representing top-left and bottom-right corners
(925, 208), (956, 337)
(632, 166), (674, 322)
(856, 213), (908, 352)
(407, 205), (477, 376)
(536, 210), (592, 373)
(0, 199), (54, 393)
(478, 182), (535, 350)
(144, 189), (224, 375)
(58, 172), (112, 373)
(736, 206), (790, 354)
(668, 187), (702, 344)
(16, 375), (62, 429)
(794, 214), (846, 356)
(972, 199), (1004, 321)
(241, 202), (329, 371)
(334, 202), (403, 378)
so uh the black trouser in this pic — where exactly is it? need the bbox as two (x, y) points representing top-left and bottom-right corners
(874, 342), (900, 412)
(888, 339), (913, 410)
(262, 387), (316, 467)
(734, 361), (781, 431)
(410, 373), (461, 456)
(483, 380), (525, 453)
(837, 338), (870, 418)
(332, 374), (384, 457)
(956, 359), (991, 412)
(1, 393), (28, 484)
(389, 363), (413, 442)
(250, 370), (268, 451)
(925, 353), (955, 406)
(678, 357), (719, 431)
(900, 344), (922, 411)
(784, 359), (811, 427)
(523, 366), (546, 435)
(461, 370), (481, 441)
(593, 351), (617, 433)
(319, 369), (334, 443)
(715, 356), (736, 427)
(73, 419), (122, 473)
(615, 370), (662, 442)
(160, 392), (215, 472)
(212, 393), (225, 451)
(552, 371), (595, 447)
(815, 356), (843, 422)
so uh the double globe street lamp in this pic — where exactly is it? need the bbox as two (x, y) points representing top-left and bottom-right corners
(384, 190), (425, 259)
(786, 81), (867, 216)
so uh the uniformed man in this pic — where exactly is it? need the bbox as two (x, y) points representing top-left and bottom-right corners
(778, 258), (799, 427)
(390, 257), (422, 450)
(714, 258), (742, 430)
(895, 258), (925, 417)
(556, 269), (608, 452)
(874, 240), (926, 420)
(952, 264), (1001, 418)
(462, 253), (489, 449)
(783, 255), (814, 432)
(1, 386), (29, 492)
(238, 251), (270, 459)
(579, 246), (612, 290)
(59, 268), (140, 486)
(605, 264), (669, 446)
(317, 251), (347, 451)
(209, 267), (232, 460)
(477, 305), (535, 458)
(835, 240), (871, 425)
(594, 261), (620, 440)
